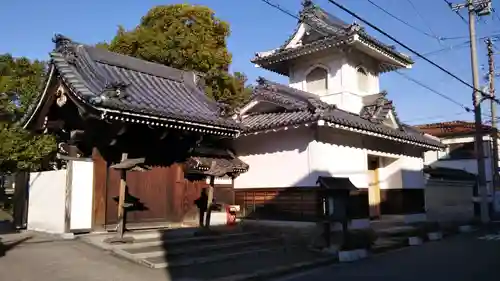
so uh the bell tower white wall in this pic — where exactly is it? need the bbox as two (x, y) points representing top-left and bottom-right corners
(288, 49), (381, 114)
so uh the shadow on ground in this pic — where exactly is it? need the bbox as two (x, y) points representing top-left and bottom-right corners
(99, 222), (327, 281)
(0, 221), (31, 258)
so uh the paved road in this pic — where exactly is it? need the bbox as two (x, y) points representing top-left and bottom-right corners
(276, 230), (500, 281)
(0, 235), (169, 281)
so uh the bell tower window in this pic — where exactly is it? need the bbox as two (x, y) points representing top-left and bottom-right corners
(357, 67), (370, 93)
(305, 67), (328, 95)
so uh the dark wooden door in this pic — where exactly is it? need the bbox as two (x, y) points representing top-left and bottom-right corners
(104, 164), (206, 225)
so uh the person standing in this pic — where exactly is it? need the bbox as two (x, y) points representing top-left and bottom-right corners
(194, 189), (208, 227)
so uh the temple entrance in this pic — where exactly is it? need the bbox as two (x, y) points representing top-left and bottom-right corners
(104, 164), (206, 227)
(368, 156), (381, 219)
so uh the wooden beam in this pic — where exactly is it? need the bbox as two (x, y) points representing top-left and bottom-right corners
(116, 153), (128, 239)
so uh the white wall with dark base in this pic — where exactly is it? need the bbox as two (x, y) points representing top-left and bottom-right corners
(27, 160), (94, 234)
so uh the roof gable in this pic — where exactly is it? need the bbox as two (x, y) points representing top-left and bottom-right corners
(360, 92), (401, 129)
(252, 1), (413, 75)
(23, 35), (240, 135)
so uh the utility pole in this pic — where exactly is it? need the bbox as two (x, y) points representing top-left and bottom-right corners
(487, 38), (499, 202)
(451, 0), (492, 223)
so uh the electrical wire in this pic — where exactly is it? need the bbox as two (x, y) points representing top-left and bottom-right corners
(420, 41), (470, 57)
(396, 71), (493, 120)
(258, 0), (495, 122)
(395, 71), (472, 111)
(325, 0), (498, 103)
(258, 0), (480, 115)
(401, 111), (469, 123)
(442, 0), (469, 24)
(404, 0), (442, 44)
(365, 0), (443, 42)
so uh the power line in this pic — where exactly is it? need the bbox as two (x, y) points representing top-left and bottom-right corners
(395, 70), (493, 120)
(420, 40), (470, 57)
(365, 0), (443, 41)
(325, 0), (497, 102)
(418, 32), (500, 58)
(493, 8), (500, 22)
(401, 111), (469, 123)
(404, 0), (443, 45)
(395, 71), (472, 111)
(258, 0), (481, 118)
(442, 0), (469, 24)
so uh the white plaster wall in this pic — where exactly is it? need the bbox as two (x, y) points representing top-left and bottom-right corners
(234, 127), (314, 188)
(288, 49), (381, 114)
(400, 157), (425, 188)
(308, 140), (369, 188)
(235, 125), (427, 191)
(69, 160), (94, 231)
(27, 170), (67, 234)
(313, 128), (426, 190)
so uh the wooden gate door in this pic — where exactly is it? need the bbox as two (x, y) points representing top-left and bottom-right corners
(104, 164), (207, 226)
(105, 166), (173, 225)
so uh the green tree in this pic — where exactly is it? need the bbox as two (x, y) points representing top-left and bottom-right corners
(105, 4), (252, 110)
(0, 54), (55, 173)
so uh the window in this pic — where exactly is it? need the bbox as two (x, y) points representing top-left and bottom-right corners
(305, 67), (328, 94)
(357, 67), (370, 93)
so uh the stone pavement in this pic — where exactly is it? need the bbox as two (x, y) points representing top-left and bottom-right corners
(0, 232), (168, 281)
(273, 227), (500, 281)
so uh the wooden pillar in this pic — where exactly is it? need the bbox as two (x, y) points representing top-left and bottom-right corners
(91, 147), (107, 230)
(116, 153), (128, 239)
(12, 172), (29, 229)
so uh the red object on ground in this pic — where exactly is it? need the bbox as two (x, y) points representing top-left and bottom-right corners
(226, 205), (237, 226)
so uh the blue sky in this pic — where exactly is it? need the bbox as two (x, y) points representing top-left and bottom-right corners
(2, 0), (500, 125)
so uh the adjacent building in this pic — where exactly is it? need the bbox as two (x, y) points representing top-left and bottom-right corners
(232, 1), (443, 226)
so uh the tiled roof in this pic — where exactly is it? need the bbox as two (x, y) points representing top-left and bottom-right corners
(185, 147), (249, 177)
(252, 1), (413, 74)
(360, 92), (400, 124)
(415, 121), (494, 138)
(241, 78), (443, 148)
(23, 35), (240, 132)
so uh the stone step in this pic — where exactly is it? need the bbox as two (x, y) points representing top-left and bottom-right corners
(122, 236), (283, 259)
(375, 226), (417, 237)
(116, 231), (263, 249)
(141, 243), (292, 269)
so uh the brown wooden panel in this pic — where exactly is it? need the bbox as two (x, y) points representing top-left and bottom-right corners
(91, 147), (107, 228)
(234, 187), (369, 221)
(105, 167), (121, 224)
(125, 166), (170, 223)
(104, 164), (207, 225)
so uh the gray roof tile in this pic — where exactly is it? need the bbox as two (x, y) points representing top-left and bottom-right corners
(241, 78), (443, 148)
(252, 1), (413, 74)
(47, 35), (239, 130)
(186, 147), (249, 176)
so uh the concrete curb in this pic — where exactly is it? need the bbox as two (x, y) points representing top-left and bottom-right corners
(212, 257), (335, 281)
